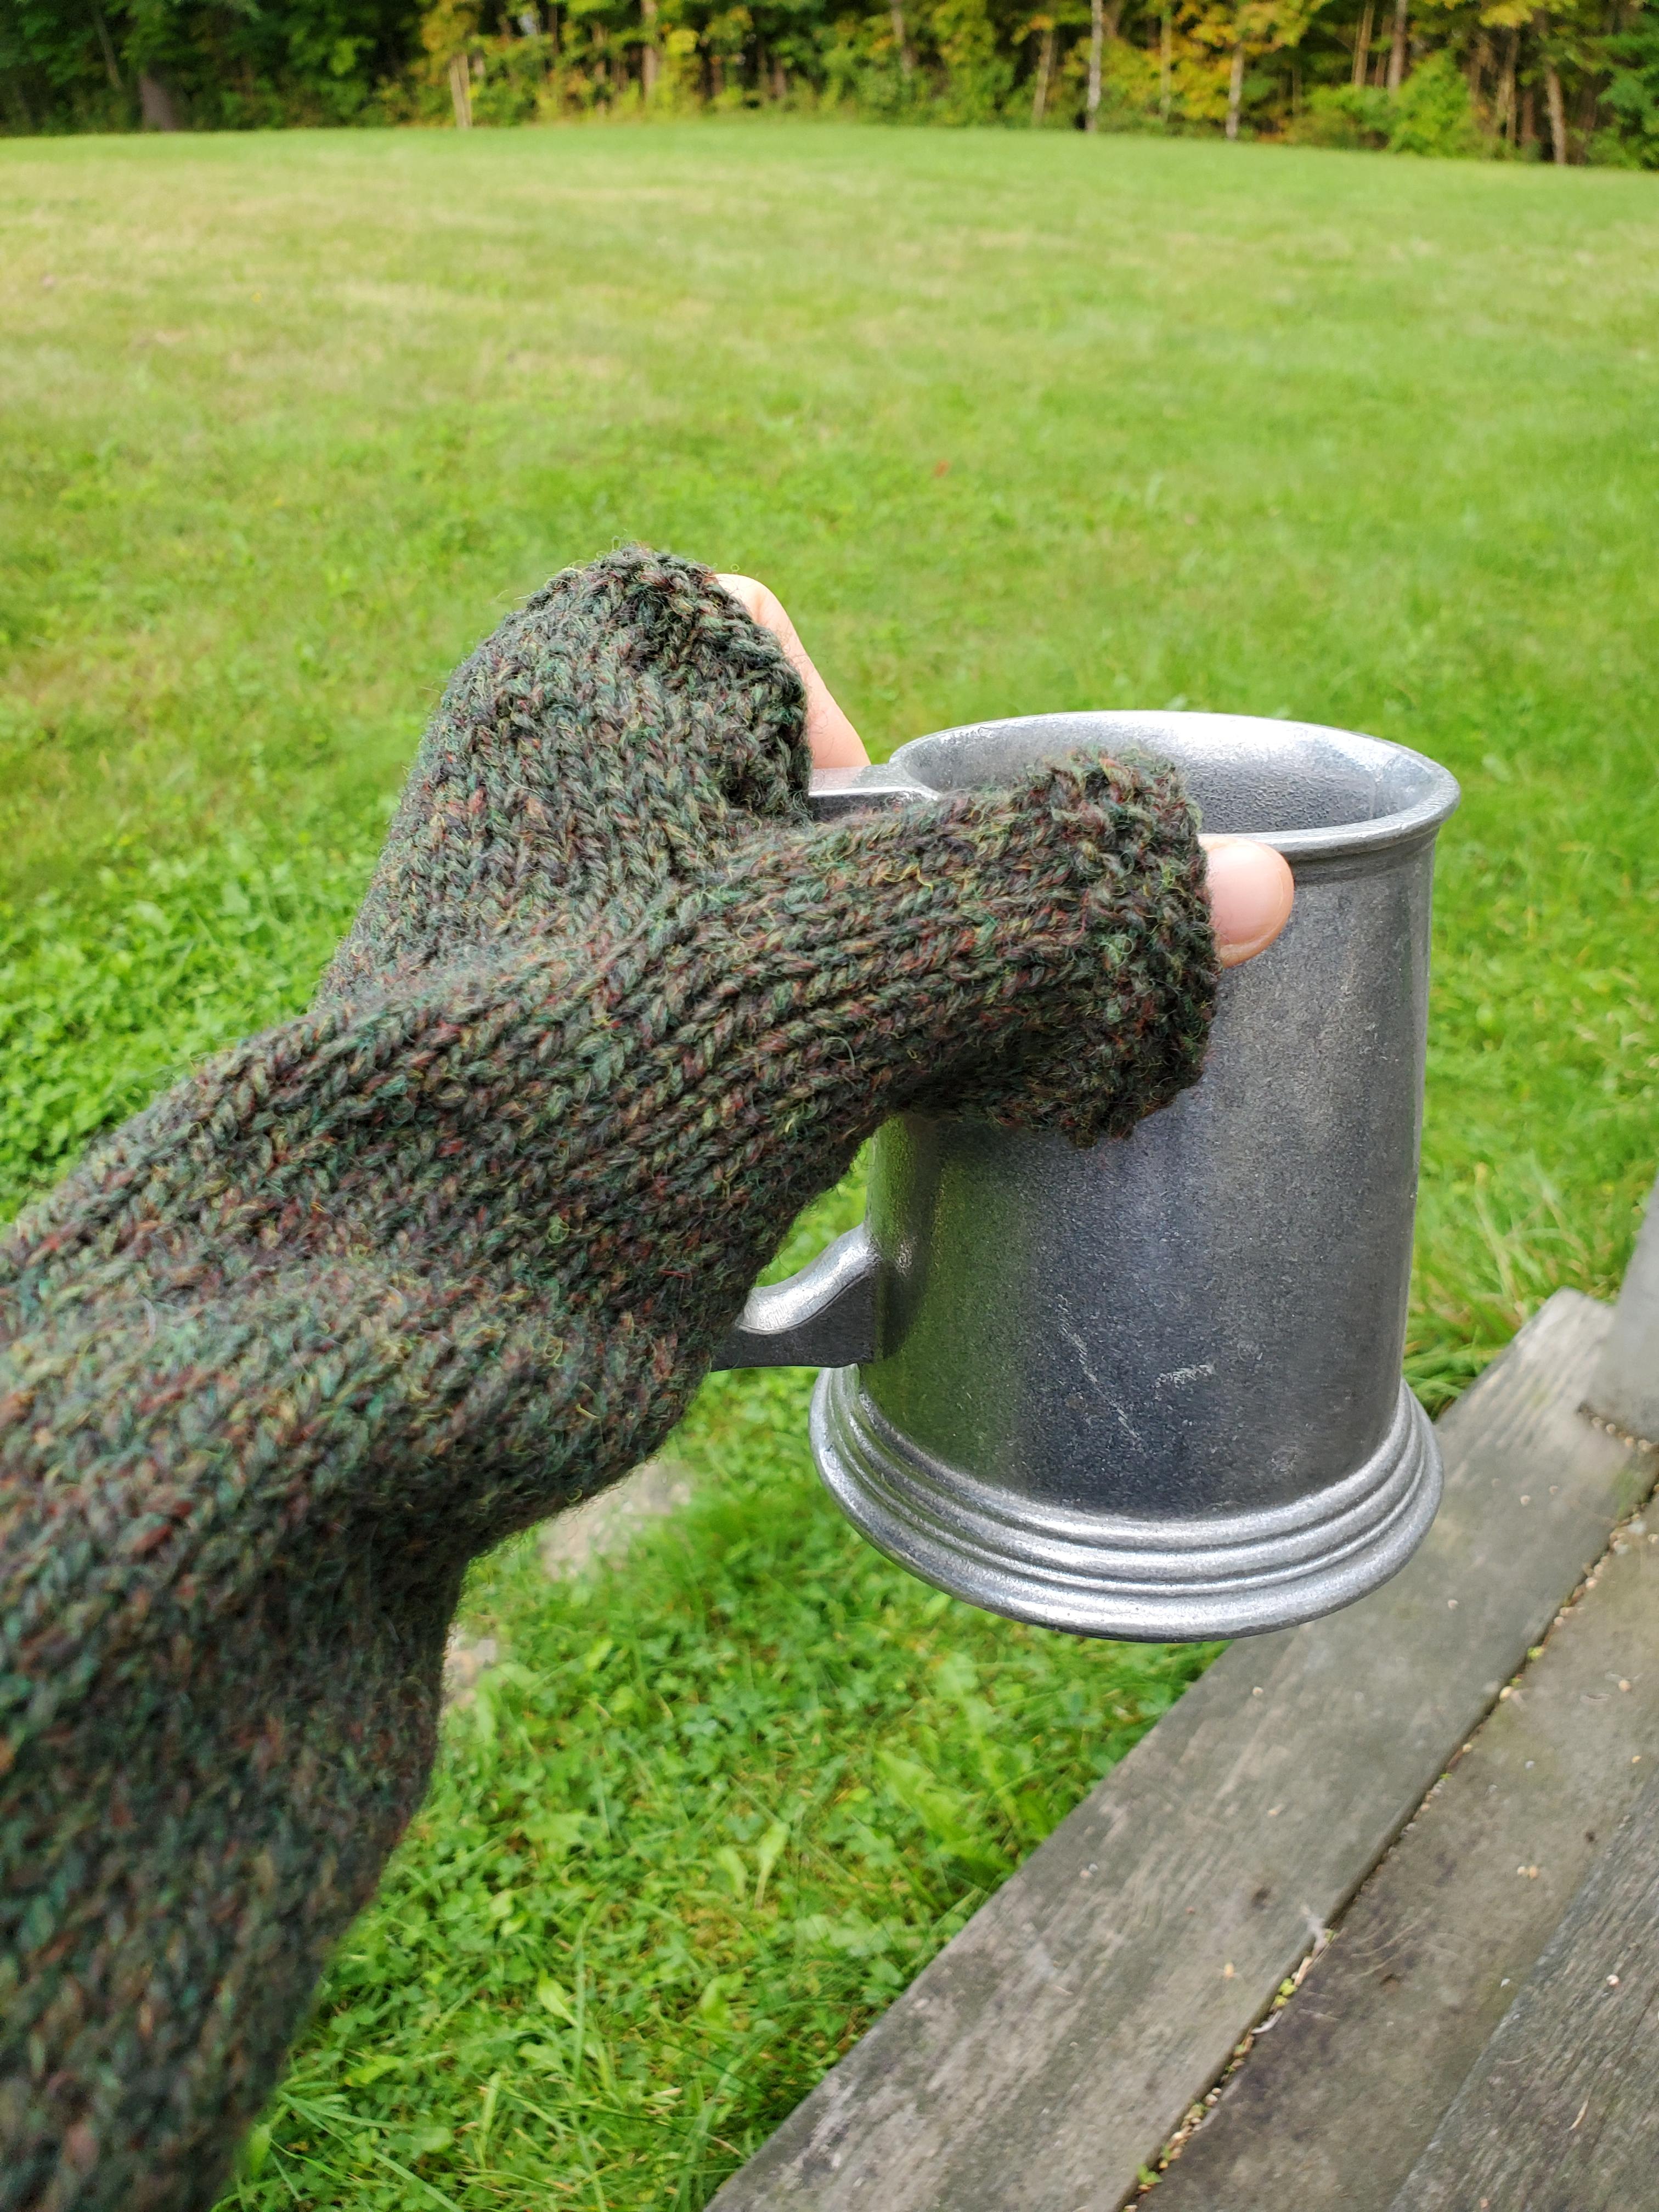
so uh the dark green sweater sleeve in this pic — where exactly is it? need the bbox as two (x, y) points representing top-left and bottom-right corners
(0, 550), (1216, 2212)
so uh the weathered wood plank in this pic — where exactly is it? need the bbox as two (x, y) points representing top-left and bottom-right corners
(1149, 1471), (1659, 2210)
(712, 1292), (1648, 2212)
(1390, 1765), (1659, 2211)
(1588, 1169), (1659, 1443)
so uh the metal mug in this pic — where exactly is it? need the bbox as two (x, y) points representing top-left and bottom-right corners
(714, 713), (1461, 1642)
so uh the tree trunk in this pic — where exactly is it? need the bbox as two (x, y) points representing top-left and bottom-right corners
(1496, 27), (1517, 143)
(447, 50), (473, 126)
(1351, 0), (1373, 88)
(1031, 21), (1056, 125)
(1543, 54), (1568, 159)
(890, 0), (916, 79)
(1225, 36), (1244, 137)
(1, 75), (33, 131)
(1160, 7), (1172, 117)
(1468, 30), (1489, 105)
(1536, 14), (1568, 161)
(1085, 0), (1125, 131)
(138, 71), (182, 128)
(90, 3), (121, 89)
(1386, 0), (1408, 93)
(772, 57), (787, 99)
(640, 0), (658, 99)
(1520, 80), (1536, 145)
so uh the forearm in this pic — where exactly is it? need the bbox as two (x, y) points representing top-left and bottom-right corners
(0, 1218), (652, 2212)
(0, 1260), (477, 2212)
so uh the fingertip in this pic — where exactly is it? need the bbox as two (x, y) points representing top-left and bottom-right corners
(714, 571), (869, 769)
(806, 702), (871, 770)
(1203, 838), (1295, 968)
(714, 572), (773, 627)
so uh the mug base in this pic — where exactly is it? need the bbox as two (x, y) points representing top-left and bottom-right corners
(809, 1367), (1442, 1642)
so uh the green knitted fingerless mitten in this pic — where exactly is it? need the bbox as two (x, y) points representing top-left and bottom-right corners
(0, 549), (1217, 2212)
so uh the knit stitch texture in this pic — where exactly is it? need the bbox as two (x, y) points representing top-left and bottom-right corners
(0, 549), (1217, 2211)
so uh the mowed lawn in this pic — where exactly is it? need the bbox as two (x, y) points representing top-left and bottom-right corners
(3, 122), (1657, 2208)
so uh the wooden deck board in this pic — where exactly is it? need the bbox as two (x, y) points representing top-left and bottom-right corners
(1148, 1464), (1659, 2210)
(1391, 1766), (1659, 2211)
(1588, 1170), (1659, 1443)
(712, 1291), (1649, 2212)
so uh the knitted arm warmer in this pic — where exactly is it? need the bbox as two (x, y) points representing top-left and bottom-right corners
(0, 550), (1217, 2212)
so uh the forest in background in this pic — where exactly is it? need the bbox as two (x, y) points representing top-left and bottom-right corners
(3, 0), (1658, 162)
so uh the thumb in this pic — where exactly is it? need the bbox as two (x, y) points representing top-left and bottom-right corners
(1201, 837), (1295, 968)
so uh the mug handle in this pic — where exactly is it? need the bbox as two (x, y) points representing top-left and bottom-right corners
(709, 763), (936, 1372)
(711, 1222), (881, 1370)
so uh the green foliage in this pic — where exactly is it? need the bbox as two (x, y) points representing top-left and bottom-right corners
(3, 124), (1658, 2201)
(1387, 45), (1481, 155)
(1599, 13), (1659, 166)
(0, 0), (422, 132)
(1290, 80), (1391, 145)
(5, 0), (1659, 161)
(930, 0), (1017, 120)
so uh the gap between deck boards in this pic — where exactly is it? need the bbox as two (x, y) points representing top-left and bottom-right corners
(710, 1290), (1655, 2212)
(1144, 1451), (1659, 2207)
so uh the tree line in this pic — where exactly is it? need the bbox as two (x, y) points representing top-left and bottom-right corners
(3, 0), (1656, 163)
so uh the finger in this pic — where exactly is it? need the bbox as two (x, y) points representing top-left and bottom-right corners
(716, 573), (870, 770)
(1200, 837), (1295, 968)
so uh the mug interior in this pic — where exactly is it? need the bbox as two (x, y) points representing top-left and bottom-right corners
(890, 712), (1460, 859)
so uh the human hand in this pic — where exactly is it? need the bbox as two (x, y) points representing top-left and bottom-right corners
(717, 573), (1294, 970)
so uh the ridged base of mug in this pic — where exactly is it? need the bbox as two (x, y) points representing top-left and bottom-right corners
(808, 1368), (1442, 1641)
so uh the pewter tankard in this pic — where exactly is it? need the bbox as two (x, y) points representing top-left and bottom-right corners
(715, 713), (1460, 1642)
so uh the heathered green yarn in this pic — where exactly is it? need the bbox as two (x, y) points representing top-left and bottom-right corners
(0, 548), (1217, 2212)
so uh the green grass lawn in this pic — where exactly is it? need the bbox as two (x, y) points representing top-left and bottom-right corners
(3, 120), (1657, 2208)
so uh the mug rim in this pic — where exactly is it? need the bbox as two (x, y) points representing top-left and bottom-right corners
(886, 710), (1462, 862)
